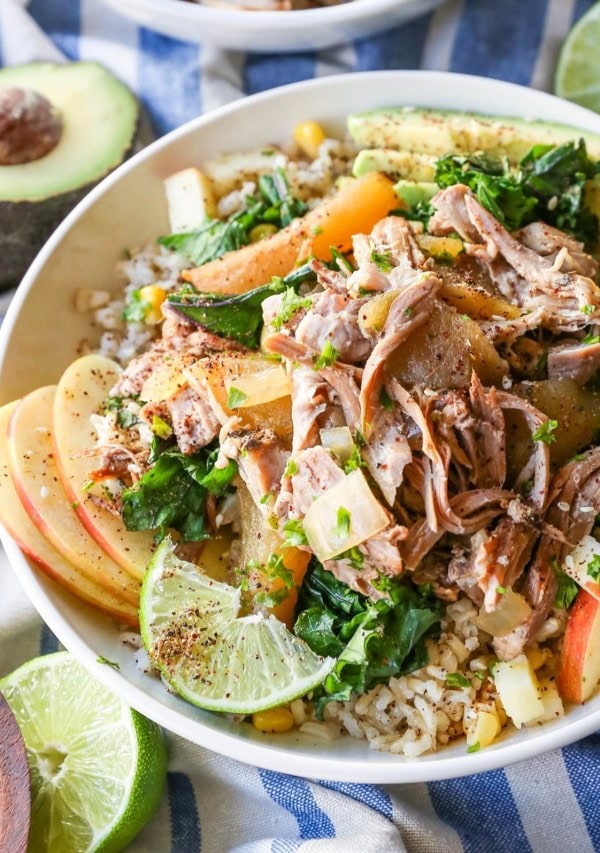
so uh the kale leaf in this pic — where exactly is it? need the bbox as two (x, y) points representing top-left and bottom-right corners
(431, 140), (599, 248)
(158, 168), (308, 267)
(294, 560), (441, 714)
(122, 441), (237, 542)
(166, 261), (317, 348)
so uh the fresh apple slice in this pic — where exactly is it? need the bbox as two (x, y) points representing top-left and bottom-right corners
(7, 386), (140, 607)
(53, 354), (156, 581)
(558, 589), (600, 704)
(0, 402), (139, 626)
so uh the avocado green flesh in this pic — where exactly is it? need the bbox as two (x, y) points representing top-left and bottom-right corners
(394, 180), (438, 208)
(348, 107), (600, 163)
(0, 62), (141, 288)
(0, 62), (138, 201)
(352, 148), (436, 181)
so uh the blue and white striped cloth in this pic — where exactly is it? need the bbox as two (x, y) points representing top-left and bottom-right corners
(1, 1), (600, 850)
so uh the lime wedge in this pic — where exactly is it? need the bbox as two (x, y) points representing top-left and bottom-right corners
(140, 538), (335, 714)
(0, 652), (167, 853)
(555, 4), (600, 111)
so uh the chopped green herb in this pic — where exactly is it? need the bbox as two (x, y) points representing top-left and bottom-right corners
(379, 386), (394, 412)
(343, 445), (366, 474)
(255, 588), (291, 608)
(283, 518), (308, 548)
(370, 248), (394, 273)
(496, 585), (507, 595)
(96, 656), (120, 670)
(227, 387), (248, 409)
(121, 288), (151, 323)
(404, 307), (413, 317)
(271, 286), (313, 331)
(552, 560), (579, 609)
(260, 492), (274, 505)
(338, 546), (364, 570)
(446, 672), (471, 688)
(283, 458), (298, 478)
(583, 332), (600, 345)
(467, 741), (481, 753)
(151, 415), (172, 439)
(582, 304), (595, 315)
(587, 554), (600, 582)
(532, 419), (558, 444)
(313, 340), (339, 370)
(336, 507), (351, 540)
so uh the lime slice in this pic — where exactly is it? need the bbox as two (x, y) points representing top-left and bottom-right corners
(140, 538), (335, 714)
(0, 652), (167, 853)
(555, 4), (600, 111)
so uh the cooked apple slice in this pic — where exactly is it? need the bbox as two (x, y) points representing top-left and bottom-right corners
(53, 354), (156, 581)
(7, 385), (140, 607)
(0, 402), (139, 627)
(557, 590), (600, 704)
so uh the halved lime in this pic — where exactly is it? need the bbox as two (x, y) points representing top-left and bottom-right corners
(0, 652), (167, 853)
(140, 538), (335, 714)
(555, 4), (600, 111)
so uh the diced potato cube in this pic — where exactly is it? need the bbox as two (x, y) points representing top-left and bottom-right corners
(164, 167), (218, 233)
(525, 678), (564, 726)
(493, 655), (544, 728)
(464, 704), (501, 747)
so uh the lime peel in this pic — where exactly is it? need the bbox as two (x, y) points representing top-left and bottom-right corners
(555, 5), (600, 111)
(0, 652), (167, 853)
(140, 538), (335, 715)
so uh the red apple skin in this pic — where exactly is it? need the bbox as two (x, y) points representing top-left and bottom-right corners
(558, 590), (600, 705)
(0, 402), (139, 628)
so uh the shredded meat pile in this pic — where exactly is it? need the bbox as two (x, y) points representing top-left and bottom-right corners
(104, 185), (600, 662)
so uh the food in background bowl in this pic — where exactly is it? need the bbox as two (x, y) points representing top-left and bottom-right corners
(6, 73), (600, 782)
(5, 96), (600, 761)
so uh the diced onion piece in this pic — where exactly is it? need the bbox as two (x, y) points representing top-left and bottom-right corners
(524, 677), (564, 727)
(224, 363), (290, 408)
(493, 654), (544, 729)
(319, 427), (354, 463)
(164, 167), (217, 233)
(140, 356), (189, 403)
(475, 589), (532, 637)
(562, 534), (600, 604)
(416, 234), (464, 260)
(302, 469), (389, 562)
(358, 290), (398, 335)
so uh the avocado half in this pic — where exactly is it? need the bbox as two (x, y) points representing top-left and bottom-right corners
(0, 62), (142, 289)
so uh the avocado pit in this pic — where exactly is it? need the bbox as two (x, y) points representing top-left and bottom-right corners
(0, 86), (62, 166)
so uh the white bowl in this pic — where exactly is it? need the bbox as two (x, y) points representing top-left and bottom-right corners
(95, 0), (445, 53)
(3, 71), (600, 783)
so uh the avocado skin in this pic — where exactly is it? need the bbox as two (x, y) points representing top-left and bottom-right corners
(348, 108), (600, 163)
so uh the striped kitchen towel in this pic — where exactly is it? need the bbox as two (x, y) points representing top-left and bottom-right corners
(1, 1), (600, 851)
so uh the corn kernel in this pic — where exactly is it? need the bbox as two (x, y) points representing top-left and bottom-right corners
(293, 121), (326, 160)
(526, 646), (548, 671)
(252, 707), (295, 733)
(139, 284), (166, 325)
(249, 223), (278, 243)
(466, 707), (501, 748)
